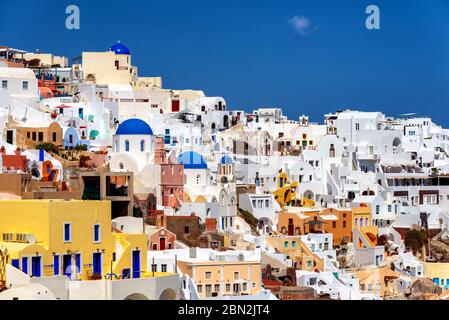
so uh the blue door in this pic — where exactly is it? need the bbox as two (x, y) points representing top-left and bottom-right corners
(53, 255), (60, 275)
(31, 256), (41, 277)
(63, 254), (72, 277)
(132, 250), (140, 279)
(21, 257), (28, 274)
(92, 253), (102, 275)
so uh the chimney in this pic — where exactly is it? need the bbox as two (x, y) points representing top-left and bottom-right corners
(189, 247), (197, 259)
(205, 218), (217, 232)
(154, 136), (167, 164)
(156, 212), (167, 228)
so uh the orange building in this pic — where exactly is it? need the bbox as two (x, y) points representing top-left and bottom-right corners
(277, 206), (359, 247)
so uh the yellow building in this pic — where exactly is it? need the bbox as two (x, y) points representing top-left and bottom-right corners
(423, 262), (449, 289)
(177, 248), (261, 298)
(352, 205), (379, 248)
(0, 200), (147, 281)
(272, 172), (299, 208)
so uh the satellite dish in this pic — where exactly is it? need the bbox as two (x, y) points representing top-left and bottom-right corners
(26, 234), (37, 244)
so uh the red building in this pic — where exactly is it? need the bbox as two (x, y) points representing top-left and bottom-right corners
(1, 146), (27, 172)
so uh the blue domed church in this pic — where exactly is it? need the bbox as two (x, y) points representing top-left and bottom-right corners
(109, 118), (156, 172)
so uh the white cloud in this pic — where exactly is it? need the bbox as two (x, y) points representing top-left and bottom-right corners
(288, 15), (316, 37)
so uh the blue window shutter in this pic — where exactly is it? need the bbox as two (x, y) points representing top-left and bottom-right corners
(75, 254), (81, 271)
(64, 223), (71, 242)
(22, 257), (28, 274)
(11, 259), (19, 269)
(94, 225), (100, 242)
(53, 255), (60, 275)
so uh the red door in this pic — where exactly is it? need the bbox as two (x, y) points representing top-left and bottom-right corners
(288, 224), (294, 236)
(171, 100), (180, 112)
(160, 237), (166, 250)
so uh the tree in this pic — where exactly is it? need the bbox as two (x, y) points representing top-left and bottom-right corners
(404, 229), (427, 255)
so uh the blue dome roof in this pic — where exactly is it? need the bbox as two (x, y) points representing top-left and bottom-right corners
(116, 119), (153, 135)
(177, 151), (208, 169)
(110, 42), (131, 55)
(220, 155), (234, 165)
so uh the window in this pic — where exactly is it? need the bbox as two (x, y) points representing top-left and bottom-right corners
(214, 284), (220, 293)
(94, 224), (101, 243)
(292, 241), (297, 248)
(242, 283), (247, 291)
(38, 132), (43, 142)
(22, 81), (28, 90)
(284, 241), (289, 248)
(125, 140), (130, 152)
(355, 123), (360, 131)
(161, 264), (167, 272)
(343, 221), (347, 228)
(197, 285), (203, 293)
(184, 226), (190, 234)
(205, 284), (212, 296)
(332, 221), (337, 228)
(140, 140), (145, 152)
(32, 132), (36, 141)
(64, 223), (71, 242)
(1, 80), (7, 89)
(376, 205), (380, 215)
(52, 132), (57, 142)
(205, 271), (212, 279)
(226, 284), (231, 292)
(234, 272), (239, 280)
(151, 264), (157, 272)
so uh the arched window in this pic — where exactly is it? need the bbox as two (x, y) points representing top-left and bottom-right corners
(125, 140), (130, 152)
(140, 139), (145, 152)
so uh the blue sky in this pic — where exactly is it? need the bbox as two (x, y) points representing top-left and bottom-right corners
(1, 0), (448, 125)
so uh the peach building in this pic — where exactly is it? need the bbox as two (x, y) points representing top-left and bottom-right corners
(176, 248), (262, 298)
(4, 120), (63, 149)
(264, 235), (324, 272)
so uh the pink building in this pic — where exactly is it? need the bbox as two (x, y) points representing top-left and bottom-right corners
(155, 136), (184, 207)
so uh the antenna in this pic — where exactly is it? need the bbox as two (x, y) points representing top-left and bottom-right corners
(21, 107), (28, 122)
